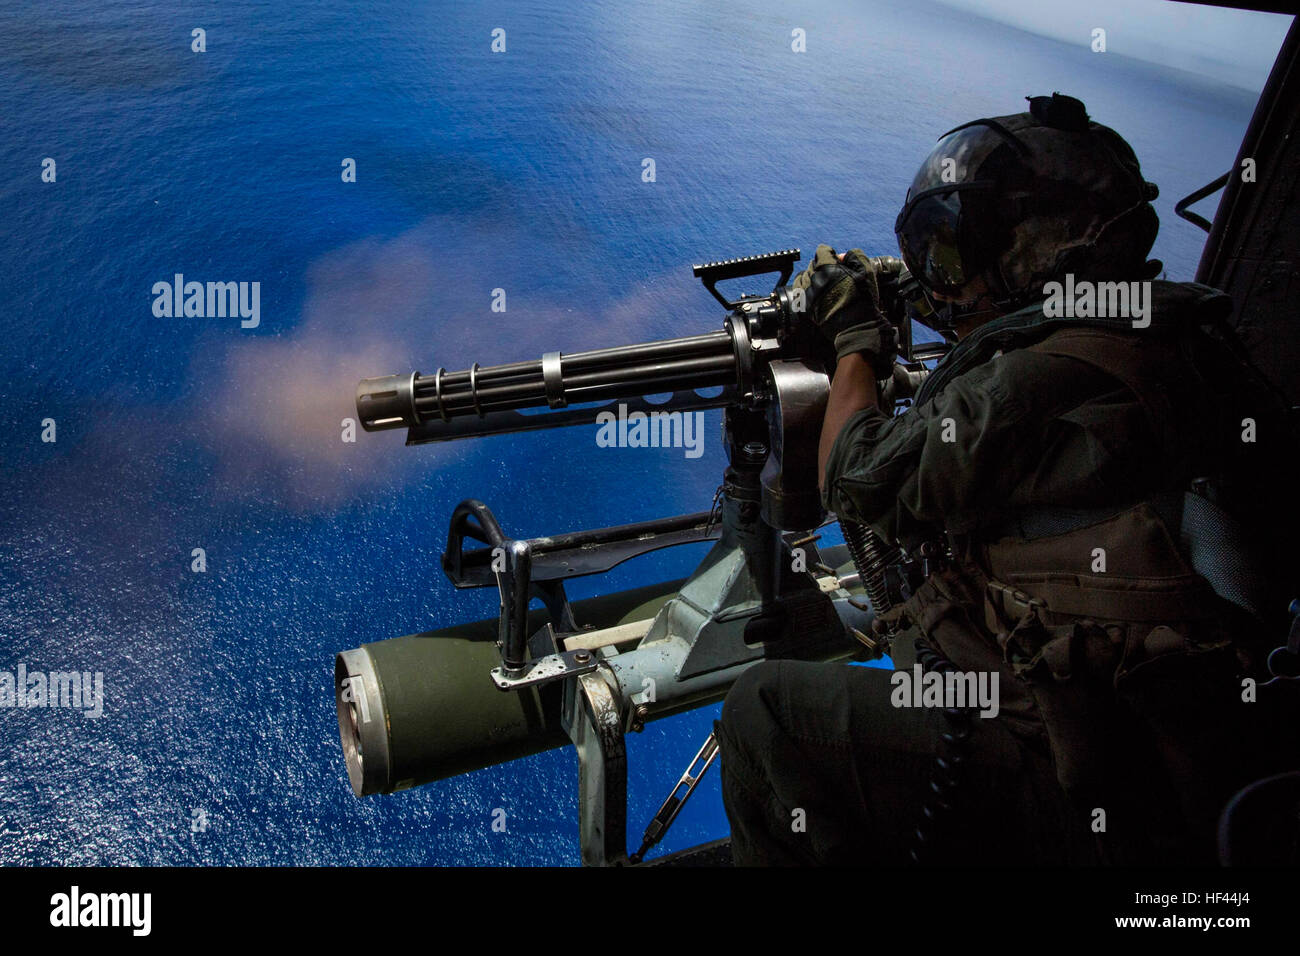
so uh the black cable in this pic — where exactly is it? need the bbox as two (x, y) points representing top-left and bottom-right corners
(908, 636), (976, 865)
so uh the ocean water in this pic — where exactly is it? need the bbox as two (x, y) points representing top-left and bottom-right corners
(0, 0), (1275, 864)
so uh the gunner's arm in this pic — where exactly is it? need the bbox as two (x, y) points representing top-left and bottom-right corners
(818, 352), (879, 494)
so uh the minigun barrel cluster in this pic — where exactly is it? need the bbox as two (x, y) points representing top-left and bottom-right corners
(356, 330), (736, 432)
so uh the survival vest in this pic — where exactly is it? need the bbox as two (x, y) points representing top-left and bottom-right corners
(900, 280), (1290, 863)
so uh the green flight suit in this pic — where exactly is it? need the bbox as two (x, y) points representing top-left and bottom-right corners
(719, 281), (1286, 865)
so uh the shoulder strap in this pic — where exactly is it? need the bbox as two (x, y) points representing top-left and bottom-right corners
(1024, 327), (1187, 451)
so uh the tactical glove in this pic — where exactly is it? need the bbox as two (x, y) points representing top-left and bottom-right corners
(792, 244), (899, 376)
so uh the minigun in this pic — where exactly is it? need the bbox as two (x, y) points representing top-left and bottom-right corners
(335, 249), (945, 865)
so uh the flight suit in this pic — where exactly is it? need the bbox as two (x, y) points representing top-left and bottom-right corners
(717, 281), (1283, 865)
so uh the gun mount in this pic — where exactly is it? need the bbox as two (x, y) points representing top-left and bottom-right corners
(335, 249), (943, 865)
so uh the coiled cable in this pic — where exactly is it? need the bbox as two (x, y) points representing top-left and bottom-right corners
(909, 637), (976, 864)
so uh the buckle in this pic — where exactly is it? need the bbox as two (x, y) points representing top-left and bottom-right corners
(986, 579), (1046, 621)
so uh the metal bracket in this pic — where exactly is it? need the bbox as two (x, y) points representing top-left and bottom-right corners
(491, 642), (600, 692)
(563, 668), (628, 866)
(440, 499), (730, 693)
(443, 501), (722, 588)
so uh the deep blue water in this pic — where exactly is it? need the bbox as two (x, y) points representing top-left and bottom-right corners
(0, 1), (1277, 864)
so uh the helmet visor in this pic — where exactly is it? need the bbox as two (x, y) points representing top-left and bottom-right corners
(894, 182), (993, 300)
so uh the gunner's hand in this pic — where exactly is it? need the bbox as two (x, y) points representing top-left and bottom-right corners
(792, 244), (899, 377)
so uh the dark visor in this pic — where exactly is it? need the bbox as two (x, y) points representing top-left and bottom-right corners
(894, 181), (995, 300)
